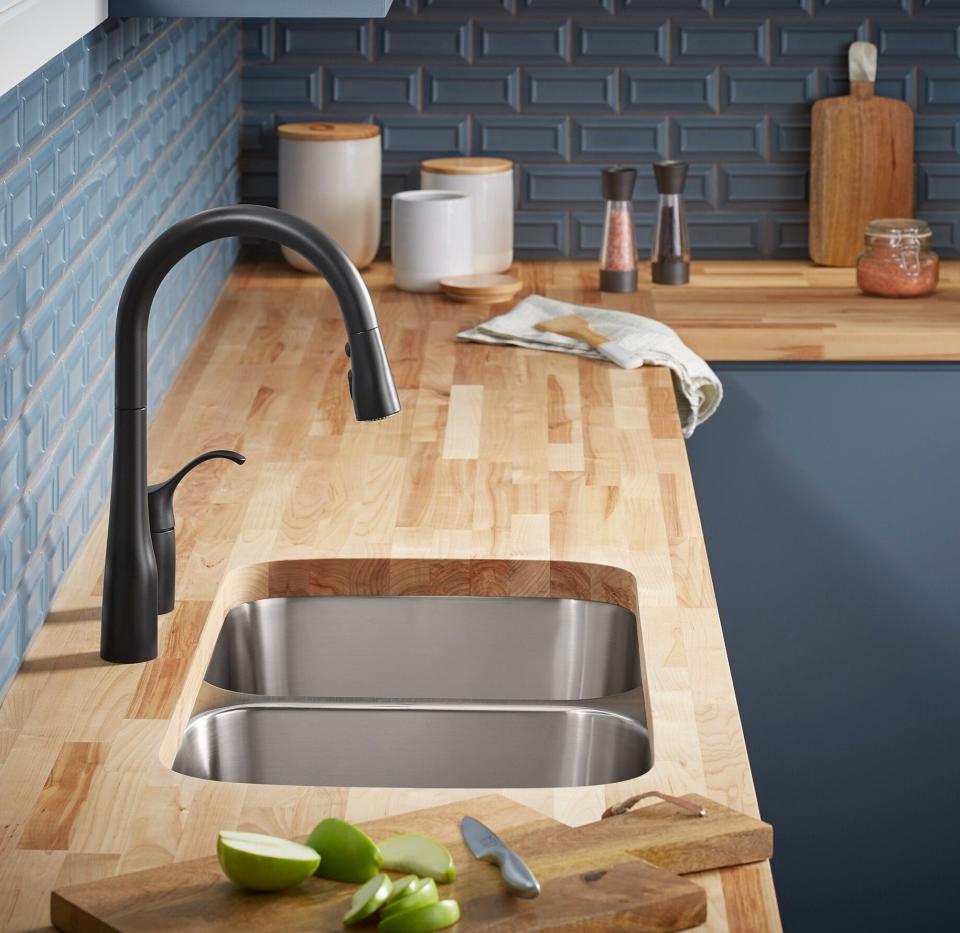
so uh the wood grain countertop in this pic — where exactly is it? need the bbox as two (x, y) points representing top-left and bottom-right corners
(502, 258), (960, 361)
(11, 256), (933, 932)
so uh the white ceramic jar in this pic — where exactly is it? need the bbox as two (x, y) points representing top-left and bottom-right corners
(420, 157), (513, 274)
(277, 122), (381, 271)
(391, 191), (473, 292)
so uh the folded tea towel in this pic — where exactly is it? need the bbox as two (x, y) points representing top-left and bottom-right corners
(457, 294), (722, 438)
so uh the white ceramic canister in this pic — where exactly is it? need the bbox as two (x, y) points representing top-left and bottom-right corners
(277, 122), (381, 271)
(391, 191), (472, 292)
(420, 157), (513, 274)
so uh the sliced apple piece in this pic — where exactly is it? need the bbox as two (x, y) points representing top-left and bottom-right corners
(385, 874), (420, 905)
(307, 818), (383, 883)
(378, 899), (461, 933)
(343, 873), (392, 928)
(378, 834), (456, 884)
(380, 879), (439, 921)
(217, 830), (320, 892)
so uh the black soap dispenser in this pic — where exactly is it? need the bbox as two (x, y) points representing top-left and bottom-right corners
(651, 161), (690, 286)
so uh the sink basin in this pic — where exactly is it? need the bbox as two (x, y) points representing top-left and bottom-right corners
(203, 595), (641, 701)
(172, 698), (650, 788)
(170, 582), (652, 789)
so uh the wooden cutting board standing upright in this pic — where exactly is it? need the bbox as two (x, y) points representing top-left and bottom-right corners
(809, 41), (914, 266)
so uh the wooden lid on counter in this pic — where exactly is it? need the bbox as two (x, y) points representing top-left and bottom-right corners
(277, 122), (380, 142)
(421, 157), (513, 176)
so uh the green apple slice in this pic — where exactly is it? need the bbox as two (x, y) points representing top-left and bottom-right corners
(385, 874), (420, 905)
(217, 830), (320, 892)
(380, 879), (439, 920)
(378, 834), (456, 884)
(378, 899), (461, 933)
(343, 873), (392, 928)
(307, 818), (383, 883)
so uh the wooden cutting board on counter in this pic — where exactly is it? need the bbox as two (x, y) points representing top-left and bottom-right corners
(50, 793), (772, 933)
(809, 41), (913, 267)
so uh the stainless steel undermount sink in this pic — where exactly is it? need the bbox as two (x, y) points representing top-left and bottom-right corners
(172, 595), (651, 789)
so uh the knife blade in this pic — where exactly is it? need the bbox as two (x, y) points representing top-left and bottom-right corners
(460, 816), (541, 898)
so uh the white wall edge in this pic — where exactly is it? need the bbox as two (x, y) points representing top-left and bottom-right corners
(0, 0), (109, 98)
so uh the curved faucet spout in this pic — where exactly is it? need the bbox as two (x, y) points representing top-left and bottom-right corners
(102, 205), (400, 664)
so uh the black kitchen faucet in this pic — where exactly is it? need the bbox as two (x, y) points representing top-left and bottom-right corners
(101, 205), (400, 663)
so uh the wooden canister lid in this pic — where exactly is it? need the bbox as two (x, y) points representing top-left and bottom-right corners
(439, 274), (522, 303)
(277, 122), (381, 142)
(421, 157), (513, 176)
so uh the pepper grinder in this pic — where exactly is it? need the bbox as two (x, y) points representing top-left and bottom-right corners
(599, 167), (637, 293)
(651, 160), (690, 286)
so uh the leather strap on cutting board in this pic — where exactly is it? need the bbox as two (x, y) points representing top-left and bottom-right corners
(809, 41), (914, 267)
(50, 793), (772, 933)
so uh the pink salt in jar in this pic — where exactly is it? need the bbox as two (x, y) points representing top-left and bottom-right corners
(856, 219), (939, 298)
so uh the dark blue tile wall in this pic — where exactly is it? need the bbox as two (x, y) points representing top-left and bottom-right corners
(240, 2), (960, 259)
(0, 18), (242, 697)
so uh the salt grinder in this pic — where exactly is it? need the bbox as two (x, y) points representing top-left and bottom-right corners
(599, 167), (638, 293)
(651, 161), (690, 286)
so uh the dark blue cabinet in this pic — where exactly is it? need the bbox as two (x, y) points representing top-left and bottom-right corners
(687, 363), (960, 932)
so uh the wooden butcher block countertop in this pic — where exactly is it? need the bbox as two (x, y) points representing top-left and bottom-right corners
(522, 258), (960, 361)
(16, 255), (950, 932)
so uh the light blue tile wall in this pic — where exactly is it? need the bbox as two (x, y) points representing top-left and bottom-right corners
(0, 17), (242, 697)
(240, 2), (960, 258)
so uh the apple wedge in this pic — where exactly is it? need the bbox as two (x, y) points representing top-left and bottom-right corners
(217, 831), (320, 892)
(377, 899), (461, 933)
(385, 874), (420, 905)
(379, 834), (456, 884)
(307, 818), (383, 883)
(380, 878), (438, 921)
(343, 873), (392, 928)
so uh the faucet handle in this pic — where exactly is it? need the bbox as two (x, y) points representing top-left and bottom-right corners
(147, 449), (245, 614)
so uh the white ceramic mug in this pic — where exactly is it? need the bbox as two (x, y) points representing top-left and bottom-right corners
(391, 191), (473, 292)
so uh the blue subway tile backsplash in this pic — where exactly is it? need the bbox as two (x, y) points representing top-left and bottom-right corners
(239, 3), (960, 261)
(0, 17), (241, 699)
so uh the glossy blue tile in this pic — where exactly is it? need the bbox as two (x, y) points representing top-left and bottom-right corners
(687, 212), (765, 256)
(7, 162), (34, 245)
(572, 116), (668, 160)
(525, 68), (618, 113)
(818, 0), (907, 11)
(719, 0), (812, 12)
(475, 116), (569, 160)
(32, 141), (58, 220)
(770, 117), (810, 160)
(19, 238), (46, 318)
(876, 22), (960, 61)
(919, 163), (960, 208)
(574, 21), (667, 64)
(721, 164), (808, 209)
(243, 65), (320, 108)
(519, 0), (611, 10)
(383, 20), (470, 62)
(243, 20), (274, 62)
(0, 262), (18, 346)
(0, 89), (19, 175)
(19, 74), (46, 147)
(425, 68), (518, 112)
(514, 211), (569, 258)
(916, 0), (960, 13)
(774, 20), (868, 65)
(674, 21), (768, 65)
(380, 116), (468, 156)
(622, 0), (709, 11)
(915, 116), (960, 158)
(279, 19), (372, 61)
(673, 116), (768, 159)
(521, 164), (605, 207)
(623, 67), (717, 112)
(478, 20), (568, 63)
(721, 67), (818, 111)
(327, 67), (418, 111)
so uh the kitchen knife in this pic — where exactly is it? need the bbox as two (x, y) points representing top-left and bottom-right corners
(460, 816), (541, 898)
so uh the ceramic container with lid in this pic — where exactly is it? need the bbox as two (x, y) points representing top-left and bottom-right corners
(856, 218), (939, 298)
(420, 157), (514, 274)
(391, 190), (473, 293)
(278, 122), (381, 272)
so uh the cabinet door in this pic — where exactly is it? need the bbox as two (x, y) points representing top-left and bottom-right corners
(687, 363), (960, 933)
